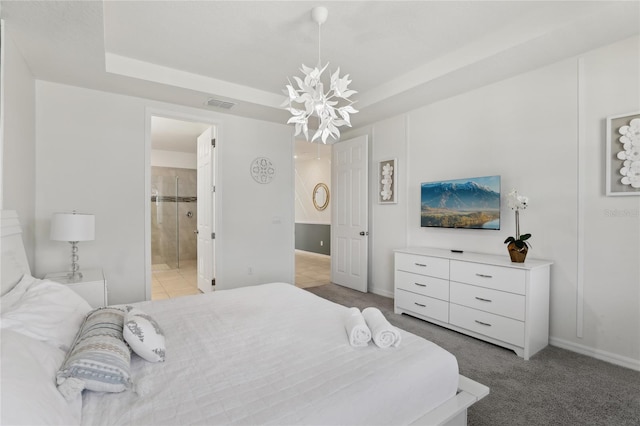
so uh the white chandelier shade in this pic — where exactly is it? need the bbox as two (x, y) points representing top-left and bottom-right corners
(282, 7), (358, 144)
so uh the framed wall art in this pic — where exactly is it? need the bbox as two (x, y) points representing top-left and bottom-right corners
(378, 158), (397, 204)
(606, 112), (640, 196)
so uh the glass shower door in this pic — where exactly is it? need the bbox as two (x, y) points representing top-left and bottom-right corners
(151, 175), (179, 270)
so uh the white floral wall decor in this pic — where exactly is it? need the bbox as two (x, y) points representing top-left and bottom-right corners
(606, 112), (640, 196)
(617, 118), (640, 188)
(378, 158), (397, 204)
(250, 157), (275, 184)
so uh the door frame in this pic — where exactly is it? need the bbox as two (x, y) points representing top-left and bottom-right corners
(144, 107), (220, 300)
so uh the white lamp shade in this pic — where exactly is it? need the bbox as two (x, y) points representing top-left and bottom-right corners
(50, 213), (95, 242)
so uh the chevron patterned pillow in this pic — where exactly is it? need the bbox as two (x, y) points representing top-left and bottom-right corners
(56, 307), (131, 400)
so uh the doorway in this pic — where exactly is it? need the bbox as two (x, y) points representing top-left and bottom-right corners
(148, 115), (214, 300)
(294, 140), (332, 289)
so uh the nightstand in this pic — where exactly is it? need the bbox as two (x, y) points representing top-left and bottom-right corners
(44, 268), (108, 308)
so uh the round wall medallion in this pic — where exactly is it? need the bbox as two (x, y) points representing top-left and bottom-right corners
(250, 157), (276, 184)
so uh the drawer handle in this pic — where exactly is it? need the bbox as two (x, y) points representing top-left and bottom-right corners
(475, 297), (492, 302)
(475, 320), (492, 327)
(414, 263), (427, 267)
(414, 283), (427, 287)
(475, 273), (493, 278)
(414, 302), (426, 308)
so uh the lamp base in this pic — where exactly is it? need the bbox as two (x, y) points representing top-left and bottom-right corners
(68, 241), (82, 281)
(66, 271), (83, 282)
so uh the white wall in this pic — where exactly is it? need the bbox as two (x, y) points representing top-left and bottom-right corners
(295, 147), (331, 224)
(1, 19), (3, 210)
(1, 25), (36, 270)
(34, 81), (294, 303)
(150, 149), (196, 169)
(369, 116), (407, 297)
(579, 37), (640, 366)
(216, 107), (294, 289)
(364, 36), (639, 369)
(406, 54), (579, 352)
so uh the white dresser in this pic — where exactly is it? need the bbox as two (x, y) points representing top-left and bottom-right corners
(394, 247), (552, 360)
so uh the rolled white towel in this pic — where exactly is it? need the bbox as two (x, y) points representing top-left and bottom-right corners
(362, 307), (401, 348)
(344, 307), (372, 347)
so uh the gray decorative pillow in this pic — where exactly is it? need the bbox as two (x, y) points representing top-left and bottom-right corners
(123, 306), (165, 363)
(56, 307), (131, 400)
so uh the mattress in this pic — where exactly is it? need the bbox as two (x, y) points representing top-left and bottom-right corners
(81, 283), (458, 425)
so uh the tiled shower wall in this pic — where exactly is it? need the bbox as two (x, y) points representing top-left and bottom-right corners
(151, 166), (197, 268)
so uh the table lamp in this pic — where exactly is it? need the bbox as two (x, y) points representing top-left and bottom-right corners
(50, 211), (95, 281)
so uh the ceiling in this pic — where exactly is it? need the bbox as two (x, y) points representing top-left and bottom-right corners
(2, 1), (639, 136)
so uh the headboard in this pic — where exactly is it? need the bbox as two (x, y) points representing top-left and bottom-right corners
(1, 210), (31, 296)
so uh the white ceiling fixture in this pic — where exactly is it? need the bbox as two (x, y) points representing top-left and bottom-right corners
(283, 6), (358, 144)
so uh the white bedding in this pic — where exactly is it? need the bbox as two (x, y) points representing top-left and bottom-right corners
(81, 283), (458, 425)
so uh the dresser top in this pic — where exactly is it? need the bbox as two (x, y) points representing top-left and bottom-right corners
(395, 247), (553, 270)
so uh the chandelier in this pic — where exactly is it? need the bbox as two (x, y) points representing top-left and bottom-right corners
(282, 6), (358, 144)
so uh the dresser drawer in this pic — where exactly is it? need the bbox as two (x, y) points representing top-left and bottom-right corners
(450, 303), (524, 347)
(396, 270), (450, 301)
(395, 253), (449, 279)
(450, 282), (525, 321)
(396, 289), (449, 323)
(450, 260), (526, 294)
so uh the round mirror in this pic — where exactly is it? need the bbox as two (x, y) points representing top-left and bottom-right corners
(313, 183), (330, 211)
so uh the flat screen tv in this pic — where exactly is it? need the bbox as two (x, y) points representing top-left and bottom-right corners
(420, 175), (501, 230)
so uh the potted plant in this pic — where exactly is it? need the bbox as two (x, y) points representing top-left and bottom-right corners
(504, 188), (531, 263)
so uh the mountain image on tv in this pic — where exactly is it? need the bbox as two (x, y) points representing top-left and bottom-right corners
(421, 176), (500, 229)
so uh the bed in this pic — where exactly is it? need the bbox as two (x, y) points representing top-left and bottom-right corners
(1, 210), (488, 425)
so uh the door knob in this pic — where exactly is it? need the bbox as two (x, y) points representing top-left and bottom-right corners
(194, 230), (199, 234)
(359, 231), (369, 236)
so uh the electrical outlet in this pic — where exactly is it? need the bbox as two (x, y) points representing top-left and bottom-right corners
(320, 240), (324, 246)
(248, 266), (253, 275)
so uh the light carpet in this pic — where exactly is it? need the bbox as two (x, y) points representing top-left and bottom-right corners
(305, 283), (640, 426)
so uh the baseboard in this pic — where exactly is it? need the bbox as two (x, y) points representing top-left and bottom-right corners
(369, 286), (394, 298)
(294, 249), (330, 259)
(550, 337), (640, 372)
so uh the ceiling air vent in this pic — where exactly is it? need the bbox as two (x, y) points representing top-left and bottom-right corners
(206, 98), (236, 110)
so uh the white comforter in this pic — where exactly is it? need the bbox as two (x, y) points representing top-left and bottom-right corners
(81, 283), (458, 425)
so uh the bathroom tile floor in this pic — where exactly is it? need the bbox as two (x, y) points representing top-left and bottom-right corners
(152, 260), (200, 300)
(152, 251), (330, 300)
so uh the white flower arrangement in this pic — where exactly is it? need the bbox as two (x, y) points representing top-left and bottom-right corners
(507, 188), (529, 211)
(504, 189), (531, 251)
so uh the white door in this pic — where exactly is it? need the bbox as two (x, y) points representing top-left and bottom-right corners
(196, 127), (215, 293)
(331, 135), (368, 292)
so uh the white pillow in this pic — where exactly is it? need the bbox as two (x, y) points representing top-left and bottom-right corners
(1, 251), (26, 296)
(1, 278), (92, 351)
(123, 306), (166, 362)
(1, 329), (82, 426)
(1, 273), (37, 313)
